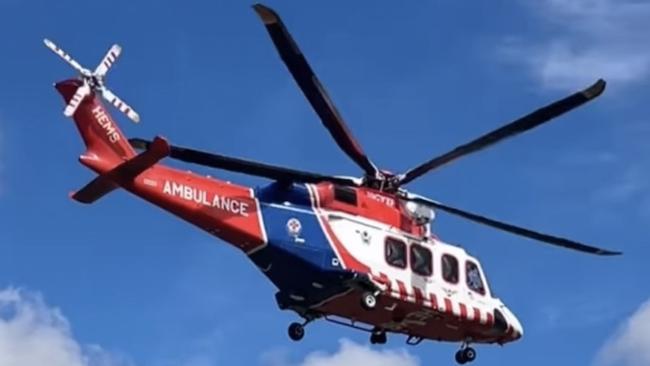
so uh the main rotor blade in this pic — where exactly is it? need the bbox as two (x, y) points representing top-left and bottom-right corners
(406, 194), (621, 256)
(399, 79), (607, 186)
(252, 4), (380, 178)
(129, 138), (359, 186)
(95, 44), (122, 77)
(101, 87), (140, 123)
(43, 38), (91, 76)
(63, 82), (91, 117)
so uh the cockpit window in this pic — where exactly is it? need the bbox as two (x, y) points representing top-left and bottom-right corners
(410, 244), (432, 276)
(466, 261), (486, 295)
(441, 254), (459, 284)
(385, 237), (407, 268)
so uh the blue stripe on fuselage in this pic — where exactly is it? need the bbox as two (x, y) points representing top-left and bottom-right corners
(250, 183), (349, 304)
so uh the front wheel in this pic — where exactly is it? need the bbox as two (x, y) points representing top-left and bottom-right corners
(360, 291), (377, 310)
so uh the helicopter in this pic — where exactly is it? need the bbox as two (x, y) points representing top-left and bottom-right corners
(45, 3), (621, 365)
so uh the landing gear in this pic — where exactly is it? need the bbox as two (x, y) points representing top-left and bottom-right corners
(369, 328), (387, 345)
(288, 322), (305, 341)
(464, 348), (477, 362)
(454, 346), (477, 364)
(360, 291), (378, 310)
(284, 309), (321, 342)
(455, 351), (465, 365)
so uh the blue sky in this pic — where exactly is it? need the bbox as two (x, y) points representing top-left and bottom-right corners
(1, 0), (648, 365)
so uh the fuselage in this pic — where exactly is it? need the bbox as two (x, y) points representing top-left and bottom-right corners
(114, 162), (523, 345)
(57, 79), (522, 346)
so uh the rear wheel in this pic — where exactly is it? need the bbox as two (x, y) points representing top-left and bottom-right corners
(463, 347), (476, 362)
(455, 350), (467, 365)
(288, 322), (304, 341)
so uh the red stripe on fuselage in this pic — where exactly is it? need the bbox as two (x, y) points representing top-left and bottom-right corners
(444, 298), (453, 315)
(473, 307), (481, 324)
(459, 303), (468, 321)
(413, 287), (424, 306)
(396, 280), (408, 301)
(430, 293), (439, 311)
(378, 272), (392, 294)
(486, 312), (494, 326)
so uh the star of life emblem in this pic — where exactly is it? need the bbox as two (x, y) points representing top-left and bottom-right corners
(286, 218), (302, 237)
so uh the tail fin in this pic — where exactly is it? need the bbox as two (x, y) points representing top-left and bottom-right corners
(55, 79), (136, 173)
(70, 136), (170, 204)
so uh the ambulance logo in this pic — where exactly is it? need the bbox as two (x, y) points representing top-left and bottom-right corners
(286, 218), (302, 237)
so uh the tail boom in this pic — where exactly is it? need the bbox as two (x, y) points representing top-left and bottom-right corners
(55, 79), (267, 253)
(125, 166), (268, 253)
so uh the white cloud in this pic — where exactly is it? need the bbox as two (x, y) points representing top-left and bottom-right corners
(501, 0), (650, 90)
(596, 298), (650, 366)
(262, 339), (419, 366)
(0, 287), (132, 366)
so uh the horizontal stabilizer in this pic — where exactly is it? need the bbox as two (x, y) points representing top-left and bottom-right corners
(72, 136), (170, 204)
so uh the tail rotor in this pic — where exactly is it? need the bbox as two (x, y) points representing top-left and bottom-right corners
(44, 38), (140, 123)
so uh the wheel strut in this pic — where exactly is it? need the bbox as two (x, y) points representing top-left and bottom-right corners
(369, 327), (387, 345)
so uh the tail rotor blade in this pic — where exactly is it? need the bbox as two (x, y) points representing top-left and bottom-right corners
(101, 87), (140, 123)
(43, 38), (90, 76)
(63, 82), (91, 117)
(94, 44), (122, 77)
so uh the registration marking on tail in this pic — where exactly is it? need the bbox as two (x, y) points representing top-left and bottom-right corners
(91, 106), (120, 143)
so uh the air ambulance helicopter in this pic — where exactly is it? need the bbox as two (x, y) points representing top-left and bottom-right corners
(44, 4), (621, 364)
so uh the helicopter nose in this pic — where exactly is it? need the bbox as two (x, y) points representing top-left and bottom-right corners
(508, 311), (524, 340)
(493, 307), (523, 342)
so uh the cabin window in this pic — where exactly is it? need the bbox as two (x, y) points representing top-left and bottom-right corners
(333, 185), (357, 205)
(466, 261), (486, 295)
(385, 237), (407, 269)
(441, 254), (459, 284)
(410, 244), (432, 276)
